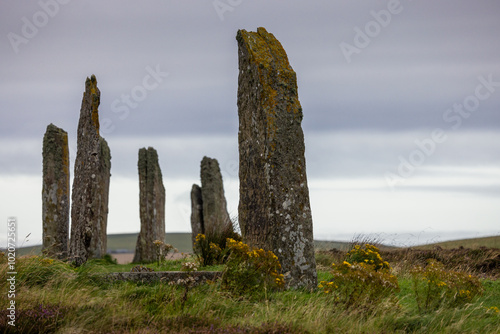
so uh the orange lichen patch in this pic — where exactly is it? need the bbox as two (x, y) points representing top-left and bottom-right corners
(238, 27), (292, 71)
(86, 75), (100, 135)
(237, 28), (302, 148)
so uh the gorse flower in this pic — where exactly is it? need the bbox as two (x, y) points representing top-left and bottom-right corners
(193, 232), (238, 266)
(410, 259), (483, 312)
(319, 244), (399, 309)
(222, 238), (285, 297)
(345, 244), (390, 272)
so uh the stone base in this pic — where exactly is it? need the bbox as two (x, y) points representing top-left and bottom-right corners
(102, 271), (221, 284)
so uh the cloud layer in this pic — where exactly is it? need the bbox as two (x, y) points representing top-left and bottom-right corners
(1, 1), (499, 246)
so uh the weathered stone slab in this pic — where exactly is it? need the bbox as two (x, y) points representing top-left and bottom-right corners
(200, 156), (233, 237)
(70, 75), (111, 265)
(42, 123), (70, 259)
(102, 271), (221, 285)
(190, 184), (203, 248)
(91, 137), (111, 259)
(133, 147), (166, 263)
(236, 27), (317, 288)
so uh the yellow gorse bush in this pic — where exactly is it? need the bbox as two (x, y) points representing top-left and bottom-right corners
(221, 238), (285, 298)
(194, 233), (224, 266)
(345, 244), (390, 271)
(411, 259), (483, 312)
(195, 233), (206, 242)
(319, 244), (399, 309)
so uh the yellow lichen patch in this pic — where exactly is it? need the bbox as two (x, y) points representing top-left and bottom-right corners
(238, 28), (301, 147)
(87, 75), (100, 135)
(240, 28), (292, 72)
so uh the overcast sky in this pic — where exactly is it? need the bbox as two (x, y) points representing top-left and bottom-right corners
(1, 0), (499, 247)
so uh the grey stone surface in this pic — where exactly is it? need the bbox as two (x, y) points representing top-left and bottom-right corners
(70, 75), (111, 265)
(200, 156), (233, 238)
(190, 184), (203, 248)
(133, 147), (166, 263)
(42, 123), (70, 259)
(91, 137), (111, 259)
(236, 27), (317, 288)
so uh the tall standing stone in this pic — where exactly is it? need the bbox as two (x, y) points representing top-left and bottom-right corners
(133, 147), (165, 263)
(42, 123), (70, 259)
(236, 28), (317, 288)
(200, 156), (233, 237)
(90, 137), (111, 258)
(190, 184), (203, 248)
(70, 75), (111, 265)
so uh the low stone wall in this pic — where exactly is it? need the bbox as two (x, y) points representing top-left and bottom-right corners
(102, 271), (221, 284)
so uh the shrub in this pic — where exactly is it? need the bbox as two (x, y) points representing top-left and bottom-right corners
(345, 244), (390, 272)
(194, 233), (223, 266)
(319, 244), (399, 309)
(221, 238), (284, 298)
(411, 259), (483, 312)
(153, 240), (176, 266)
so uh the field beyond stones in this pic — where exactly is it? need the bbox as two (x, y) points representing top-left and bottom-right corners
(1, 237), (499, 333)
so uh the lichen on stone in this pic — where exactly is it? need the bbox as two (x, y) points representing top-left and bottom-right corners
(237, 27), (317, 289)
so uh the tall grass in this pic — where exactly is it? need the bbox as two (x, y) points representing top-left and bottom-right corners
(0, 248), (499, 333)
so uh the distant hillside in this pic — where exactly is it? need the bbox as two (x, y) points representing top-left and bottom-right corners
(415, 235), (500, 250)
(15, 233), (194, 256)
(107, 233), (193, 253)
(12, 234), (500, 256)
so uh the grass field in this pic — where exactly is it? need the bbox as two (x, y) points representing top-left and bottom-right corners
(1, 242), (499, 333)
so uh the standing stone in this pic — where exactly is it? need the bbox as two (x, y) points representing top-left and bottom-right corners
(42, 124), (70, 259)
(190, 184), (204, 248)
(90, 137), (111, 259)
(236, 28), (317, 288)
(133, 147), (165, 263)
(70, 75), (111, 265)
(200, 156), (233, 238)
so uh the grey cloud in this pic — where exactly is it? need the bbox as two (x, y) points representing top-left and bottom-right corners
(1, 0), (500, 140)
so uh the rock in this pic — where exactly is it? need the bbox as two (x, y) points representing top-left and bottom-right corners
(130, 265), (154, 272)
(190, 184), (203, 248)
(133, 147), (166, 263)
(42, 123), (70, 259)
(69, 75), (111, 265)
(90, 137), (111, 258)
(236, 27), (317, 288)
(200, 156), (233, 238)
(102, 271), (221, 285)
